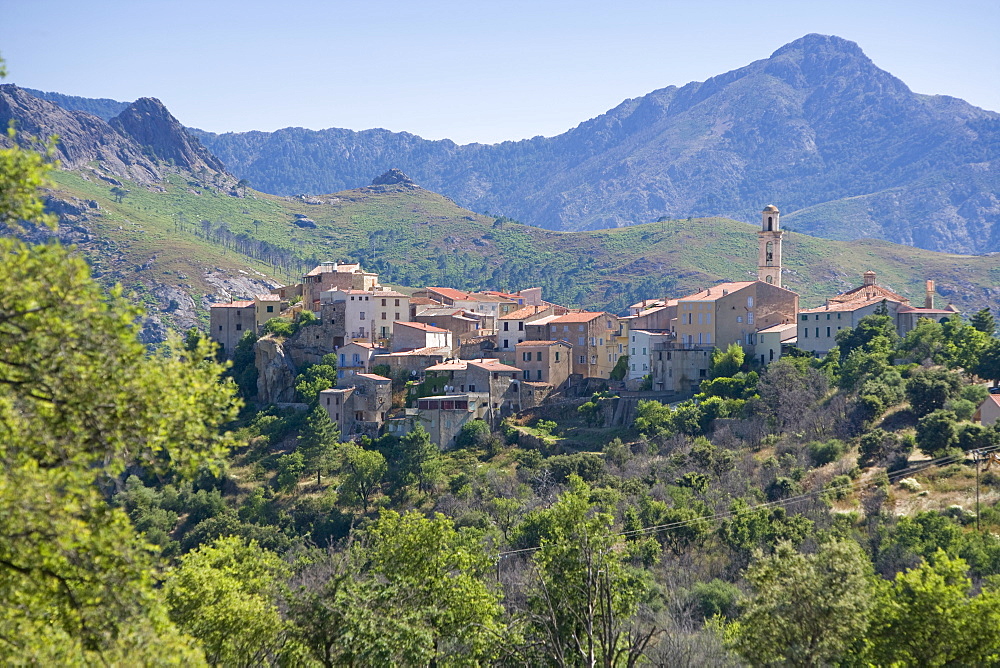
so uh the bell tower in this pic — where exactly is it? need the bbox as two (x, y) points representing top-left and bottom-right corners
(757, 204), (783, 287)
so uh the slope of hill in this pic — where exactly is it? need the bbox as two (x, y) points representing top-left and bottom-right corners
(22, 87), (130, 121)
(42, 166), (1000, 331)
(188, 34), (1000, 254)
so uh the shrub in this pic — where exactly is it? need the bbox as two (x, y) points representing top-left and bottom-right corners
(808, 439), (848, 467)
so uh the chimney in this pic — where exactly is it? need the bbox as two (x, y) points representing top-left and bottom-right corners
(925, 280), (935, 309)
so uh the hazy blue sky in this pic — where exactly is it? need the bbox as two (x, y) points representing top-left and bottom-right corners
(2, 0), (997, 144)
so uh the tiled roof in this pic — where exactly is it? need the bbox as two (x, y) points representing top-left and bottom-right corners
(500, 305), (547, 320)
(551, 311), (606, 323)
(467, 359), (519, 372)
(515, 340), (572, 347)
(801, 297), (885, 314)
(255, 293), (281, 301)
(678, 282), (755, 302)
(897, 305), (959, 314)
(395, 321), (450, 333)
(306, 262), (361, 277)
(426, 287), (470, 301)
(409, 297), (441, 306)
(211, 300), (254, 308)
(355, 373), (390, 381)
(376, 347), (447, 357)
(464, 293), (512, 302)
(528, 315), (561, 326)
(828, 283), (908, 305)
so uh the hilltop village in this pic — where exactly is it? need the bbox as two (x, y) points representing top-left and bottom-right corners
(210, 205), (960, 449)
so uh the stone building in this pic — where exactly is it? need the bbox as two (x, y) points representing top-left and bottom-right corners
(541, 312), (622, 379)
(513, 340), (573, 390)
(302, 261), (379, 311)
(319, 373), (392, 439)
(209, 300), (255, 358)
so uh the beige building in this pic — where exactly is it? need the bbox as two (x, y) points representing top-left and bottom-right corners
(386, 393), (490, 450)
(543, 312), (622, 379)
(336, 342), (382, 380)
(392, 321), (453, 353)
(496, 305), (556, 361)
(975, 395), (1000, 427)
(675, 281), (798, 350)
(209, 300), (256, 358)
(319, 373), (392, 439)
(303, 261), (379, 311)
(514, 340), (573, 390)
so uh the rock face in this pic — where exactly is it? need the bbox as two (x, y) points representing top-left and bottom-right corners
(255, 337), (297, 404)
(109, 97), (226, 173)
(371, 168), (415, 186)
(0, 84), (160, 183)
(193, 34), (1000, 254)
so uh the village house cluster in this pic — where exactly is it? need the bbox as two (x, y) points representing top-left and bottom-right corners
(211, 205), (960, 449)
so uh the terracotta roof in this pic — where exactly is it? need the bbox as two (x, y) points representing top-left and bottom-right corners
(255, 293), (281, 301)
(763, 204), (780, 213)
(678, 282), (755, 302)
(828, 283), (908, 305)
(467, 359), (519, 372)
(395, 321), (450, 333)
(551, 311), (606, 323)
(376, 347), (447, 357)
(528, 315), (562, 326)
(426, 287), (470, 301)
(341, 341), (378, 349)
(986, 395), (1000, 408)
(425, 360), (470, 371)
(897, 305), (959, 314)
(415, 307), (465, 317)
(409, 297), (440, 306)
(515, 340), (572, 347)
(757, 322), (798, 333)
(211, 300), (254, 308)
(464, 293), (512, 303)
(500, 305), (548, 320)
(372, 290), (408, 298)
(801, 297), (885, 314)
(355, 373), (390, 381)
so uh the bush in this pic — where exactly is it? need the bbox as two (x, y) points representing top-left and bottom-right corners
(916, 410), (960, 457)
(808, 439), (848, 467)
(689, 579), (741, 620)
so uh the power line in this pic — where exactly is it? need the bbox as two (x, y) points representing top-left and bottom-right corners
(498, 444), (1000, 559)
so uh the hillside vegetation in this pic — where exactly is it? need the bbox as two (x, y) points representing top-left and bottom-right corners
(48, 169), (1000, 329)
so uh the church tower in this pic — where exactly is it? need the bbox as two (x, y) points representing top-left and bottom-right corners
(757, 204), (783, 287)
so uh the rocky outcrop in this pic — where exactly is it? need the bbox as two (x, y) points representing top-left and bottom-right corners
(109, 97), (227, 173)
(0, 84), (160, 183)
(255, 336), (298, 404)
(371, 168), (415, 186)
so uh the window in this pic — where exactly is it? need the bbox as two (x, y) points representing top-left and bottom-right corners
(589, 337), (596, 346)
(590, 355), (597, 364)
(706, 313), (711, 324)
(503, 322), (509, 331)
(699, 369), (707, 378)
(579, 325), (584, 332)
(555, 351), (560, 362)
(747, 296), (754, 308)
(804, 328), (809, 338)
(698, 313), (703, 325)
(518, 321), (524, 331)
(826, 313), (831, 320)
(469, 384), (476, 392)
(827, 327), (831, 337)
(522, 351), (530, 362)
(536, 369), (542, 380)
(522, 370), (530, 380)
(503, 339), (509, 348)
(266, 305), (274, 313)
(381, 312), (387, 319)
(801, 314), (808, 321)
(578, 337), (585, 346)
(381, 299), (386, 306)
(395, 313), (400, 320)
(747, 312), (754, 324)
(536, 351), (542, 361)
(579, 355), (585, 364)
(815, 328), (820, 338)
(360, 312), (365, 319)
(218, 325), (222, 331)
(236, 323), (242, 331)
(631, 348), (636, 355)
(737, 316), (742, 323)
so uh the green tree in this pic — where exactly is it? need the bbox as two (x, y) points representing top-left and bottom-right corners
(395, 424), (442, 494)
(976, 338), (1000, 388)
(609, 354), (629, 381)
(341, 444), (387, 512)
(865, 551), (1000, 665)
(836, 313), (897, 360)
(294, 353), (338, 405)
(525, 477), (658, 666)
(971, 307), (996, 335)
(276, 451), (306, 492)
(906, 366), (962, 417)
(164, 537), (290, 666)
(710, 342), (745, 378)
(299, 405), (340, 485)
(0, 112), (237, 661)
(730, 540), (875, 667)
(916, 409), (960, 456)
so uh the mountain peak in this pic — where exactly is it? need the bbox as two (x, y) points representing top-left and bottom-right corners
(110, 98), (226, 173)
(770, 33), (867, 60)
(371, 168), (416, 187)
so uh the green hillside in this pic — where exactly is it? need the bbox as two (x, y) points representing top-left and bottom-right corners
(49, 168), (999, 327)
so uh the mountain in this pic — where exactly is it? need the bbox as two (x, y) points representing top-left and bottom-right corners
(188, 34), (1000, 254)
(0, 85), (225, 181)
(22, 88), (130, 121)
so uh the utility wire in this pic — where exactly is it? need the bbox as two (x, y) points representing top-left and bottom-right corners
(498, 443), (1000, 559)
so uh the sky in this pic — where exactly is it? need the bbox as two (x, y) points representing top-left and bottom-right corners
(2, 0), (997, 145)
